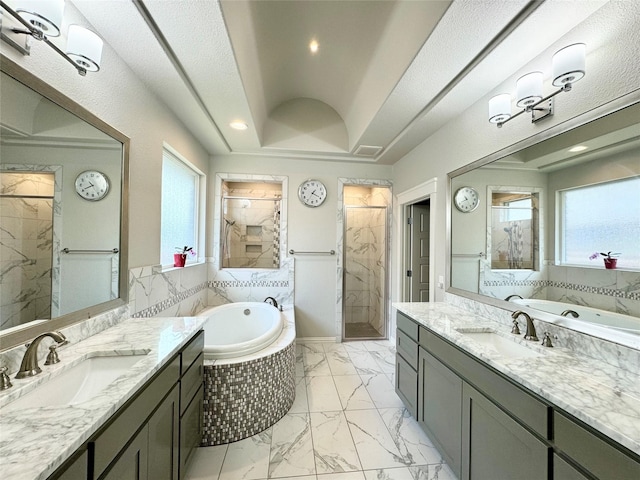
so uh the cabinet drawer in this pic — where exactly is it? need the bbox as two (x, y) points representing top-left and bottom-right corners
(180, 352), (203, 415)
(396, 329), (418, 369)
(181, 330), (204, 375)
(554, 411), (640, 480)
(395, 354), (417, 417)
(92, 354), (180, 479)
(553, 454), (590, 480)
(419, 327), (549, 439)
(397, 312), (419, 341)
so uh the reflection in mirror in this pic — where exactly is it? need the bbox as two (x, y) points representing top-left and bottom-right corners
(449, 101), (640, 347)
(0, 58), (128, 349)
(220, 181), (282, 269)
(490, 190), (539, 270)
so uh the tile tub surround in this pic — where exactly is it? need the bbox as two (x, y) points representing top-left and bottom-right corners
(0, 315), (207, 480)
(185, 340), (457, 480)
(202, 305), (297, 445)
(394, 302), (640, 456)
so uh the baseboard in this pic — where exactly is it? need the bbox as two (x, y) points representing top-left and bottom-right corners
(295, 336), (336, 344)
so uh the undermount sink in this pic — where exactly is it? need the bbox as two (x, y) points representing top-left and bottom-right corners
(457, 330), (543, 359)
(3, 351), (149, 412)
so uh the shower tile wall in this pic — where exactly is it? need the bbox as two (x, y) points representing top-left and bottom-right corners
(0, 172), (54, 329)
(224, 198), (276, 269)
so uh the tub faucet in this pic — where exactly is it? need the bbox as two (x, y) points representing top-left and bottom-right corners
(511, 310), (538, 342)
(15, 331), (69, 379)
(561, 309), (579, 318)
(264, 296), (278, 309)
(505, 294), (523, 301)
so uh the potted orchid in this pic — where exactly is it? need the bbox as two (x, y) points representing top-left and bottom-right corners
(589, 251), (620, 270)
(174, 246), (196, 267)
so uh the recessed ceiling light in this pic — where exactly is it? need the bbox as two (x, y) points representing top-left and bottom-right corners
(568, 145), (588, 152)
(309, 40), (319, 54)
(230, 121), (248, 131)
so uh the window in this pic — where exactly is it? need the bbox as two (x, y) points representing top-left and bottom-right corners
(558, 176), (640, 269)
(161, 147), (202, 266)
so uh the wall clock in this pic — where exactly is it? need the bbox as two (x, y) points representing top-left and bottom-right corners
(453, 186), (479, 213)
(298, 179), (327, 207)
(75, 170), (110, 201)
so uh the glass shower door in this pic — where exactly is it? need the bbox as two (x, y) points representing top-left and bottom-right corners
(343, 206), (388, 340)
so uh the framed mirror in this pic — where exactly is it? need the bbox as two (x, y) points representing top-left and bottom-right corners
(0, 56), (129, 349)
(448, 97), (640, 349)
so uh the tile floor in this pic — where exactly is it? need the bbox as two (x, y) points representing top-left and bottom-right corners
(185, 340), (456, 480)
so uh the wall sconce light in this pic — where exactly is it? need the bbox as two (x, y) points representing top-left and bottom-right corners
(0, 0), (103, 76)
(489, 43), (586, 128)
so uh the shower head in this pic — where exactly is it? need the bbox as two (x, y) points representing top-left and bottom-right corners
(225, 218), (236, 226)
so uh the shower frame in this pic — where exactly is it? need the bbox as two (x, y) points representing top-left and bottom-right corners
(341, 204), (391, 342)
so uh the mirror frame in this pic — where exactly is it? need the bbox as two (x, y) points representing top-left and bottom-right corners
(0, 55), (130, 350)
(446, 91), (640, 347)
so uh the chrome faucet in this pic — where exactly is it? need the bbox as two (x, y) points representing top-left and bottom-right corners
(15, 331), (69, 379)
(511, 310), (538, 342)
(505, 294), (523, 301)
(561, 309), (579, 318)
(264, 296), (278, 308)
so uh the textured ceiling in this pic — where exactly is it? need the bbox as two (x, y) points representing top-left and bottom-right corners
(71, 0), (610, 164)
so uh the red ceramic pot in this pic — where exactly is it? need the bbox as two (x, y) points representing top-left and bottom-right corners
(603, 258), (617, 270)
(174, 253), (187, 267)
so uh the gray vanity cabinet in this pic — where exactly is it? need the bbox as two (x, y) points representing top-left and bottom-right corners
(553, 455), (590, 480)
(395, 312), (419, 417)
(101, 423), (149, 480)
(147, 384), (180, 480)
(462, 383), (548, 480)
(417, 349), (462, 478)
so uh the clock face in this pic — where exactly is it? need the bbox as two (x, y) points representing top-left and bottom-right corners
(75, 171), (110, 201)
(298, 179), (327, 207)
(454, 186), (479, 213)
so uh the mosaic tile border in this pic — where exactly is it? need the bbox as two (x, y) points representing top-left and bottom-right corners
(483, 279), (638, 300)
(132, 282), (208, 317)
(209, 280), (289, 288)
(201, 342), (296, 446)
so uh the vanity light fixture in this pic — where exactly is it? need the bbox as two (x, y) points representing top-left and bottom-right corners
(489, 43), (586, 128)
(0, 0), (103, 76)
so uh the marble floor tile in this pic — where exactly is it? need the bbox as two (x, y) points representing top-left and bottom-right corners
(421, 464), (457, 480)
(185, 444), (228, 480)
(363, 467), (417, 480)
(306, 376), (343, 412)
(348, 351), (386, 375)
(269, 413), (316, 478)
(327, 350), (359, 375)
(345, 409), (407, 470)
(342, 341), (369, 353)
(333, 375), (376, 411)
(363, 341), (395, 354)
(323, 342), (348, 353)
(320, 472), (367, 480)
(219, 429), (272, 480)
(370, 351), (396, 375)
(310, 411), (362, 474)
(360, 374), (404, 409)
(378, 409), (442, 466)
(304, 352), (333, 376)
(299, 343), (325, 354)
(290, 376), (310, 413)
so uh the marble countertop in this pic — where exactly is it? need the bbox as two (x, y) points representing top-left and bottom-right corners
(0, 316), (207, 480)
(393, 302), (640, 456)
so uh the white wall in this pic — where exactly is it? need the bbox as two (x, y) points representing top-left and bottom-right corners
(0, 1), (210, 270)
(209, 155), (392, 338)
(392, 1), (640, 302)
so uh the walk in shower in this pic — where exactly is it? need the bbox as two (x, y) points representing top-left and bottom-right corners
(342, 184), (390, 341)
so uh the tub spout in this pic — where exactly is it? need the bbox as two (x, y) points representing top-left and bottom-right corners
(505, 294), (523, 301)
(561, 309), (579, 318)
(264, 296), (278, 308)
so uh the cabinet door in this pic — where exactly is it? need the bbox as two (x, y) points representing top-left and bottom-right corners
(418, 348), (462, 478)
(100, 426), (148, 480)
(462, 383), (548, 480)
(396, 354), (418, 418)
(554, 454), (591, 480)
(180, 385), (203, 479)
(51, 450), (88, 480)
(148, 385), (180, 480)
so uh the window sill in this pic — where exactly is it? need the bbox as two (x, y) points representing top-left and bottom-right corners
(154, 260), (205, 274)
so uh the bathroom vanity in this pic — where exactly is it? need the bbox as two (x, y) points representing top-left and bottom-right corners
(0, 317), (207, 480)
(394, 303), (640, 480)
